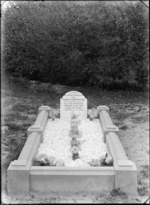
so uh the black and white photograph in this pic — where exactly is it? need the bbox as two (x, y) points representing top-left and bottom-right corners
(1, 0), (149, 203)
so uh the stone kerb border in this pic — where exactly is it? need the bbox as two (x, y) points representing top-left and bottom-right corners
(106, 132), (137, 195)
(98, 106), (119, 142)
(30, 166), (115, 193)
(7, 132), (41, 194)
(7, 105), (50, 194)
(27, 106), (50, 141)
(7, 105), (137, 195)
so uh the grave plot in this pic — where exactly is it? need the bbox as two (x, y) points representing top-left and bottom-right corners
(34, 119), (108, 167)
(7, 91), (137, 195)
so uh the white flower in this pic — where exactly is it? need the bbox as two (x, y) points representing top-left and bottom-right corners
(105, 156), (113, 164)
(92, 108), (98, 118)
(40, 158), (46, 163)
(99, 154), (106, 163)
(88, 109), (94, 119)
(35, 154), (48, 161)
(49, 109), (58, 119)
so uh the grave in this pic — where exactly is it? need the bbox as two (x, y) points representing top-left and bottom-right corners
(7, 91), (137, 195)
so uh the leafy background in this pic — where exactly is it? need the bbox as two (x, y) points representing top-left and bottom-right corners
(2, 1), (149, 90)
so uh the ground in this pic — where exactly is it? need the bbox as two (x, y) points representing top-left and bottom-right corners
(1, 74), (149, 204)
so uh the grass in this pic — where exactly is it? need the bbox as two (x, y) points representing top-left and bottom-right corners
(140, 165), (149, 178)
(137, 164), (149, 197)
(1, 74), (149, 203)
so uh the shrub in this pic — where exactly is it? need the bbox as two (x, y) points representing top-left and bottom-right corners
(2, 1), (149, 90)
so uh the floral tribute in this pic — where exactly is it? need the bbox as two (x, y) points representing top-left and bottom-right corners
(88, 153), (113, 166)
(49, 109), (59, 121)
(88, 108), (98, 120)
(69, 112), (82, 160)
(35, 154), (65, 166)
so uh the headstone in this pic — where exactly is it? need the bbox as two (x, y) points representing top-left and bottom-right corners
(60, 91), (87, 120)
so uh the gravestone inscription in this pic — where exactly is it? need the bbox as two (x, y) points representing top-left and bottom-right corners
(60, 91), (87, 120)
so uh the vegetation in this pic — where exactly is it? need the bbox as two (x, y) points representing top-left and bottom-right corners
(2, 1), (149, 90)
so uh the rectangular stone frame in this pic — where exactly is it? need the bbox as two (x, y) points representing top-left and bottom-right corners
(7, 105), (137, 195)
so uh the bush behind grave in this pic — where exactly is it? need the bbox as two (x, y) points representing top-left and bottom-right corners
(3, 1), (149, 90)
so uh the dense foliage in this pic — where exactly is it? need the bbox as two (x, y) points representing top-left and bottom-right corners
(2, 1), (149, 90)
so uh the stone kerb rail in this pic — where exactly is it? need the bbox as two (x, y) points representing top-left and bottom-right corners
(7, 105), (50, 194)
(106, 132), (137, 195)
(30, 166), (115, 193)
(27, 106), (50, 141)
(97, 106), (119, 142)
(7, 132), (41, 194)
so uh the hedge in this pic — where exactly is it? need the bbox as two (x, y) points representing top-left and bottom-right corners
(2, 1), (149, 90)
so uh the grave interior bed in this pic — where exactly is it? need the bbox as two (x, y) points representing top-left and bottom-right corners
(7, 91), (137, 195)
(33, 118), (110, 167)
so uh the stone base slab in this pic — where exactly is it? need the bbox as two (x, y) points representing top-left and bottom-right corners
(30, 167), (115, 193)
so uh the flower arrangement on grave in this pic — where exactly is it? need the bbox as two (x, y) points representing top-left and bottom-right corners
(71, 138), (81, 148)
(70, 145), (81, 160)
(88, 153), (113, 166)
(88, 159), (101, 166)
(100, 153), (113, 166)
(70, 112), (81, 126)
(39, 157), (49, 166)
(35, 154), (50, 166)
(88, 108), (98, 120)
(48, 156), (57, 166)
(69, 112), (83, 160)
(69, 113), (82, 139)
(49, 110), (55, 121)
(49, 109), (59, 121)
(69, 124), (82, 139)
(35, 154), (57, 166)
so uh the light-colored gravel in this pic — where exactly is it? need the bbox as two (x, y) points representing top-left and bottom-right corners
(36, 119), (107, 167)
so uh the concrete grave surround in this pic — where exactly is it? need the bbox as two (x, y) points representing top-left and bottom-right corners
(60, 91), (87, 120)
(7, 100), (137, 195)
